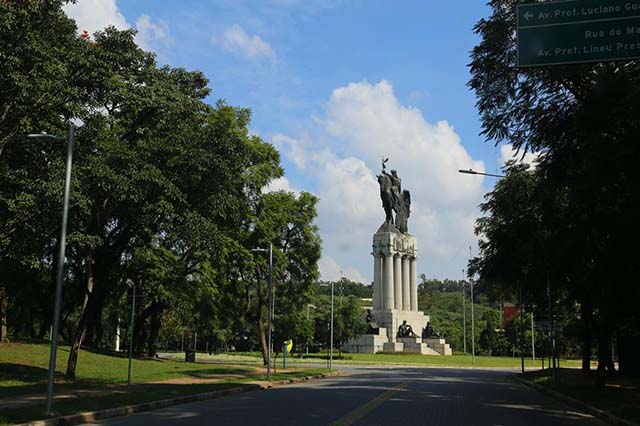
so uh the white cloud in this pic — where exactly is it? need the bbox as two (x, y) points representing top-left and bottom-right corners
(500, 144), (541, 167)
(318, 256), (369, 284)
(263, 176), (297, 194)
(271, 134), (309, 170)
(63, 0), (130, 33)
(274, 80), (485, 282)
(63, 1), (170, 52)
(213, 25), (277, 62)
(135, 15), (171, 52)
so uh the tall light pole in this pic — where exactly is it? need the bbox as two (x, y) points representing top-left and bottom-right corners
(531, 308), (536, 362)
(459, 169), (505, 364)
(28, 125), (74, 416)
(252, 244), (273, 381)
(462, 269), (467, 354)
(127, 280), (135, 386)
(306, 304), (316, 355)
(469, 247), (475, 364)
(470, 276), (476, 364)
(330, 280), (334, 371)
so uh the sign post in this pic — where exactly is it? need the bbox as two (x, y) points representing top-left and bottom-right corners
(517, 0), (640, 67)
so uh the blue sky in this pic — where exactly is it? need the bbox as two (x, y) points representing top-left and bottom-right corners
(64, 1), (530, 284)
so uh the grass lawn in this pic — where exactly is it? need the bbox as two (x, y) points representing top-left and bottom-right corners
(521, 368), (640, 424)
(0, 342), (329, 425)
(0, 342), (260, 397)
(183, 350), (581, 369)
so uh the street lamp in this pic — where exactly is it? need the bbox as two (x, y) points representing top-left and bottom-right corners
(252, 244), (273, 381)
(470, 275), (476, 364)
(27, 124), (74, 416)
(460, 168), (506, 365)
(306, 304), (316, 355)
(127, 279), (136, 386)
(458, 169), (506, 178)
(330, 282), (334, 371)
(462, 269), (467, 354)
(318, 282), (334, 371)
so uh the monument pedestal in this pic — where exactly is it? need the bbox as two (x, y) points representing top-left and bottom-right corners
(342, 221), (452, 356)
(341, 328), (389, 354)
(398, 337), (441, 355)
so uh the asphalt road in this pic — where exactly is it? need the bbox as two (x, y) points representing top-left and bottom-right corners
(84, 367), (605, 426)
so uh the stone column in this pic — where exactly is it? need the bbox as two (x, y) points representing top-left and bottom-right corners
(373, 254), (382, 310)
(410, 257), (418, 311)
(402, 256), (410, 310)
(394, 255), (402, 310)
(383, 253), (394, 310)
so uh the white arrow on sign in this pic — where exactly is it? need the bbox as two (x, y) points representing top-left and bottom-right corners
(524, 11), (534, 20)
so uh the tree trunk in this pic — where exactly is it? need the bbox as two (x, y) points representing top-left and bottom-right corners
(147, 302), (163, 358)
(255, 277), (268, 366)
(134, 303), (151, 356)
(581, 299), (592, 373)
(0, 287), (8, 342)
(65, 252), (95, 380)
(596, 328), (612, 388)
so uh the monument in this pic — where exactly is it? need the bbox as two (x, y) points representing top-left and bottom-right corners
(342, 159), (452, 356)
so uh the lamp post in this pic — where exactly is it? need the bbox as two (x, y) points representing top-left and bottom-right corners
(306, 304), (316, 355)
(467, 247), (476, 364)
(252, 244), (273, 381)
(470, 275), (476, 364)
(460, 169), (505, 364)
(27, 125), (74, 416)
(330, 281), (334, 371)
(462, 269), (467, 354)
(127, 280), (135, 386)
(319, 282), (334, 370)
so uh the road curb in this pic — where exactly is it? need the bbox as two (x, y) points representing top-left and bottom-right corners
(16, 371), (341, 426)
(513, 374), (639, 426)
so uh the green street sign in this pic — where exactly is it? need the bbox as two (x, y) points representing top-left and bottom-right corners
(517, 0), (640, 67)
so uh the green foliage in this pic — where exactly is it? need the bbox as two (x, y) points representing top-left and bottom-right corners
(316, 279), (373, 299)
(0, 1), (321, 378)
(469, 0), (640, 376)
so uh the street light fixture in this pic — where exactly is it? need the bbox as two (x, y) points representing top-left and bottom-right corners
(458, 169), (506, 178)
(251, 244), (273, 381)
(27, 124), (74, 416)
(460, 168), (506, 365)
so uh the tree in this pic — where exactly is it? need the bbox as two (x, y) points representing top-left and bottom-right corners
(0, 1), (322, 382)
(469, 0), (640, 384)
(247, 190), (321, 365)
(479, 313), (498, 356)
(336, 296), (366, 349)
